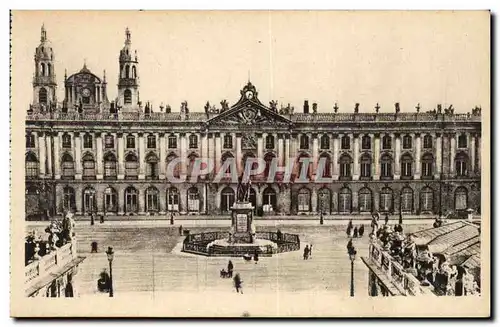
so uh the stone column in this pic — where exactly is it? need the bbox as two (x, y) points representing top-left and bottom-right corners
(138, 133), (145, 179)
(215, 133), (221, 173)
(117, 133), (125, 179)
(138, 187), (145, 214)
(394, 133), (401, 179)
(278, 134), (284, 166)
(202, 184), (208, 213)
(180, 132), (187, 177)
(285, 135), (291, 167)
(449, 134), (456, 176)
(332, 134), (339, 180)
(257, 132), (264, 158)
(353, 133), (360, 180)
(38, 132), (46, 178)
(311, 187), (318, 213)
(414, 133), (421, 179)
(312, 134), (319, 178)
(477, 135), (481, 172)
(74, 132), (82, 179)
(236, 133), (243, 175)
(435, 133), (442, 178)
(95, 132), (103, 179)
(374, 133), (380, 180)
(53, 132), (60, 179)
(157, 133), (165, 179)
(45, 133), (52, 177)
(470, 133), (476, 173)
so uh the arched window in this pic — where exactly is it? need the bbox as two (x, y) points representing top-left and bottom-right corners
(166, 153), (180, 178)
(339, 154), (352, 180)
(341, 135), (350, 150)
(132, 66), (137, 79)
(38, 88), (48, 104)
(83, 134), (93, 149)
(401, 187), (413, 213)
(401, 153), (413, 179)
(124, 89), (132, 104)
(403, 134), (412, 149)
(223, 134), (233, 149)
(145, 187), (159, 212)
(220, 187), (235, 213)
(25, 152), (39, 178)
(61, 153), (75, 179)
(264, 152), (276, 179)
(147, 134), (156, 149)
(104, 187), (118, 213)
(382, 135), (392, 150)
(423, 134), (433, 149)
(320, 135), (330, 149)
(26, 133), (35, 148)
(103, 153), (117, 179)
(126, 135), (135, 148)
(82, 153), (96, 179)
(125, 65), (130, 79)
(63, 187), (75, 212)
(360, 153), (372, 179)
(189, 134), (198, 148)
(263, 187), (277, 213)
(125, 152), (139, 179)
(298, 188), (311, 212)
(358, 187), (372, 213)
(146, 152), (159, 179)
(221, 152), (234, 175)
(338, 187), (352, 213)
(167, 187), (180, 212)
(47, 63), (51, 76)
(458, 134), (467, 148)
(266, 134), (275, 149)
(455, 187), (468, 210)
(362, 135), (371, 150)
(318, 187), (331, 214)
(300, 135), (309, 150)
(124, 186), (138, 213)
(422, 153), (434, 179)
(296, 153), (311, 181)
(318, 153), (332, 178)
(420, 187), (434, 213)
(380, 153), (393, 179)
(455, 152), (468, 177)
(187, 187), (200, 212)
(380, 187), (393, 212)
(62, 134), (72, 148)
(41, 63), (46, 76)
(82, 187), (96, 214)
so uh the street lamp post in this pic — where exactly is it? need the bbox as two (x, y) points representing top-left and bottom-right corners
(347, 244), (357, 297)
(106, 246), (114, 297)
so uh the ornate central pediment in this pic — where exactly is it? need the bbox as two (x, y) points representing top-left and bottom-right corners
(207, 82), (293, 128)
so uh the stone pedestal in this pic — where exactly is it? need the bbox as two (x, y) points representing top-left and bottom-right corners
(230, 201), (255, 244)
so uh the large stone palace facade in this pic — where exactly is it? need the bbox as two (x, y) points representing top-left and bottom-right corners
(24, 26), (482, 219)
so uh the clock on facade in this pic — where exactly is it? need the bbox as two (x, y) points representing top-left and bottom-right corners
(245, 90), (254, 100)
(81, 88), (91, 97)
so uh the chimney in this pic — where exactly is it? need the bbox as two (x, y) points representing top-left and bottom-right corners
(303, 100), (309, 114)
(312, 103), (318, 113)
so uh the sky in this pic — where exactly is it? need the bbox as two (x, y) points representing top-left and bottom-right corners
(11, 10), (490, 113)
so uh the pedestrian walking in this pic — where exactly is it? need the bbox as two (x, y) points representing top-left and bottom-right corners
(346, 224), (352, 237)
(99, 215), (104, 224)
(346, 239), (353, 252)
(233, 273), (243, 294)
(179, 225), (183, 236)
(90, 213), (94, 226)
(353, 227), (359, 238)
(385, 214), (389, 225)
(320, 212), (324, 225)
(170, 212), (174, 225)
(228, 260), (234, 278)
(303, 245), (310, 260)
(359, 225), (365, 237)
(309, 244), (313, 258)
(253, 250), (259, 264)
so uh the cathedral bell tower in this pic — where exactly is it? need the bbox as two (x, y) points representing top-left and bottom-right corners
(32, 24), (57, 112)
(117, 27), (140, 112)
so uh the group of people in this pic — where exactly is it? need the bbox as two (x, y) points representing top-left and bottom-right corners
(346, 220), (365, 238)
(303, 244), (313, 260)
(219, 260), (244, 294)
(89, 213), (105, 225)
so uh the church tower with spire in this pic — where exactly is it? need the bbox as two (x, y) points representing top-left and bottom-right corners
(117, 27), (140, 112)
(32, 24), (57, 112)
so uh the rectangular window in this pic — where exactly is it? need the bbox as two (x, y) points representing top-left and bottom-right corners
(189, 136), (198, 149)
(223, 135), (233, 149)
(422, 162), (433, 177)
(126, 137), (135, 148)
(83, 135), (93, 149)
(147, 136), (156, 149)
(341, 137), (350, 150)
(402, 162), (412, 177)
(362, 137), (371, 150)
(361, 163), (371, 177)
(168, 136), (177, 149)
(26, 162), (38, 178)
(403, 136), (412, 149)
(26, 135), (35, 148)
(104, 135), (114, 148)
